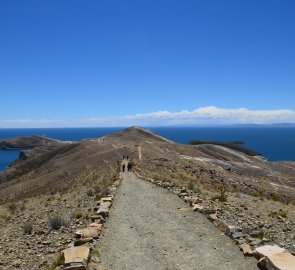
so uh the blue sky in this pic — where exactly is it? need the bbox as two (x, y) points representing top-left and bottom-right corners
(0, 0), (295, 127)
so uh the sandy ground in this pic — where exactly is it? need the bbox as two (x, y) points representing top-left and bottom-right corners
(97, 172), (258, 270)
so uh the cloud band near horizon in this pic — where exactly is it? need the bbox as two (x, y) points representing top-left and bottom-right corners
(1, 106), (295, 128)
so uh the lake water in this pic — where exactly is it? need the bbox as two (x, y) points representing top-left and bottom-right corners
(1, 127), (295, 171)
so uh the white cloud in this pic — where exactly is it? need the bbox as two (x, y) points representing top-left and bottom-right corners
(1, 106), (295, 127)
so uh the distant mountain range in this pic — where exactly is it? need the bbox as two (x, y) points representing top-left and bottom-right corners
(231, 123), (295, 127)
(154, 123), (295, 128)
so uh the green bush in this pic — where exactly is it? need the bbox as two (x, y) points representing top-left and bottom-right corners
(271, 193), (280, 201)
(74, 211), (83, 219)
(94, 194), (101, 201)
(92, 250), (100, 257)
(254, 231), (267, 239)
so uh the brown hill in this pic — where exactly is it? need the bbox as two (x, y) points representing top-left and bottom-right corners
(0, 126), (294, 269)
(0, 126), (295, 203)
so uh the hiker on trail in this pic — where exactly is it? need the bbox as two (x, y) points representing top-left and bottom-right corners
(122, 164), (126, 172)
(126, 155), (129, 160)
(123, 155), (125, 159)
(127, 163), (132, 171)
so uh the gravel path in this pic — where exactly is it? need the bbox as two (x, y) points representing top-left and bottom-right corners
(98, 172), (258, 270)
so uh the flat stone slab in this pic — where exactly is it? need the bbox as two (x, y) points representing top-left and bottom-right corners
(74, 238), (94, 246)
(208, 213), (218, 222)
(91, 215), (105, 223)
(100, 202), (111, 209)
(213, 219), (228, 232)
(97, 209), (109, 218)
(75, 227), (100, 239)
(255, 245), (286, 259)
(192, 204), (203, 211)
(266, 252), (295, 270)
(101, 197), (113, 202)
(90, 222), (103, 230)
(242, 244), (254, 257)
(63, 246), (90, 264)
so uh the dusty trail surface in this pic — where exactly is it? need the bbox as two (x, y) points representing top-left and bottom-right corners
(98, 172), (258, 270)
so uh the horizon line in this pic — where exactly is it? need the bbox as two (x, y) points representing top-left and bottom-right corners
(1, 106), (295, 128)
(1, 123), (295, 129)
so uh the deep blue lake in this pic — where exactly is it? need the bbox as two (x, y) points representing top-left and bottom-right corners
(1, 127), (295, 171)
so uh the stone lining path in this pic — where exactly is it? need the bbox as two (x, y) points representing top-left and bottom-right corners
(97, 172), (258, 270)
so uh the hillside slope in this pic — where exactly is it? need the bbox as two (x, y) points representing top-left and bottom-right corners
(0, 126), (294, 269)
(1, 126), (294, 203)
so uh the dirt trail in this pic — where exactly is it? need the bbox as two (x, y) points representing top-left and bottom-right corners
(98, 172), (258, 270)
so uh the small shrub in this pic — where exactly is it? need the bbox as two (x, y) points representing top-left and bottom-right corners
(55, 253), (65, 265)
(187, 181), (199, 193)
(269, 210), (288, 218)
(271, 193), (280, 201)
(22, 223), (33, 234)
(45, 252), (65, 270)
(87, 189), (94, 197)
(7, 203), (17, 214)
(280, 211), (288, 218)
(211, 186), (227, 202)
(254, 231), (267, 239)
(187, 181), (194, 191)
(49, 216), (65, 230)
(0, 215), (11, 222)
(84, 214), (90, 221)
(94, 194), (101, 201)
(252, 191), (264, 197)
(94, 185), (101, 193)
(20, 204), (26, 212)
(74, 211), (83, 219)
(102, 187), (111, 197)
(92, 250), (100, 257)
(268, 211), (276, 218)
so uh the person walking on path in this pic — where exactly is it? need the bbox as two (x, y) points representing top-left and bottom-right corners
(127, 163), (132, 171)
(122, 164), (126, 172)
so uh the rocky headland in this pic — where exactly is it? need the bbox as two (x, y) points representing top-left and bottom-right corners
(0, 135), (62, 150)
